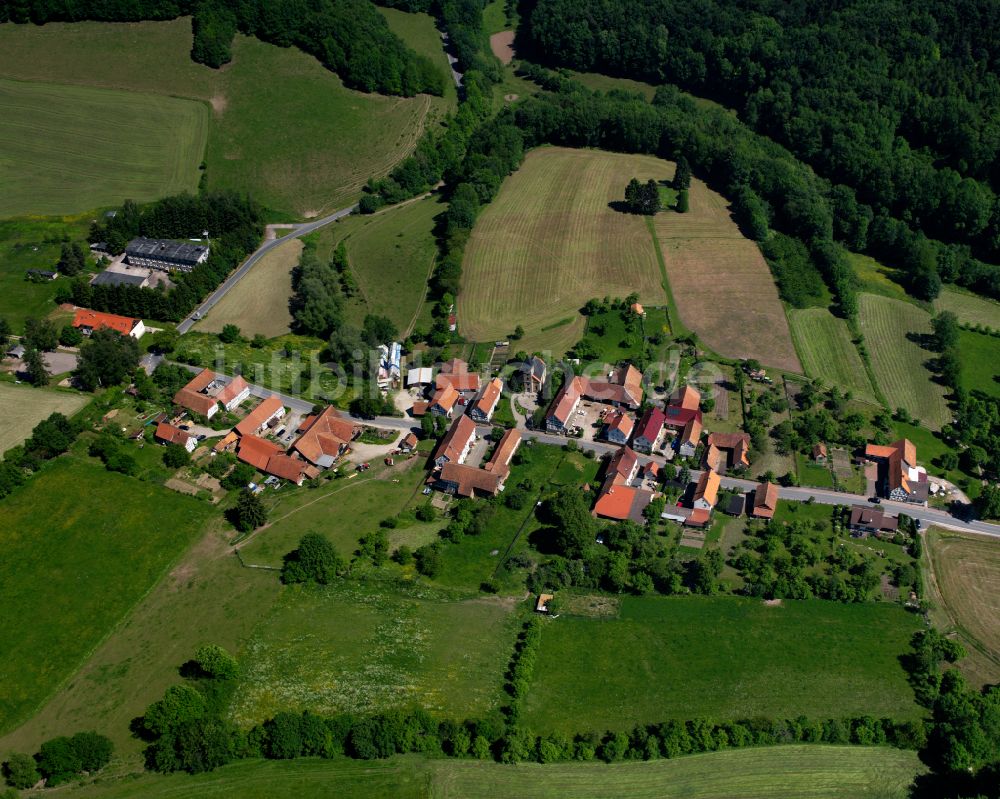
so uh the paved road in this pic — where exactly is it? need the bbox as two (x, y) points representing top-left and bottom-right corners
(176, 204), (358, 334)
(512, 428), (1000, 539)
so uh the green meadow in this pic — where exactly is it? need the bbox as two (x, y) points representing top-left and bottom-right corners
(523, 595), (922, 734)
(0, 454), (212, 734)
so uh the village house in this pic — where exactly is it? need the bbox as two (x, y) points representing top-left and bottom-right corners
(435, 428), (521, 498)
(593, 445), (654, 522)
(692, 469), (721, 512)
(640, 460), (660, 483)
(864, 439), (928, 503)
(216, 375), (251, 412)
(154, 421), (196, 452)
(72, 308), (145, 339)
(849, 505), (899, 536)
(632, 407), (666, 453)
(399, 432), (419, 453)
(469, 377), (503, 423)
(234, 395), (285, 437)
(544, 365), (644, 434)
(173, 369), (221, 419)
(606, 445), (640, 484)
(291, 406), (360, 468)
(236, 435), (316, 486)
(663, 385), (703, 433)
(677, 416), (702, 458)
(428, 384), (460, 418)
(812, 442), (828, 463)
(602, 409), (634, 445)
(704, 431), (751, 473)
(433, 414), (477, 468)
(435, 358), (481, 394)
(750, 481), (780, 519)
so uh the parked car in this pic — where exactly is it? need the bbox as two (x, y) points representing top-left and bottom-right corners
(868, 496), (882, 504)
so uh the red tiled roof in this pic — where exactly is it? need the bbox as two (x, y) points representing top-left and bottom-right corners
(605, 410), (634, 439)
(484, 428), (521, 477)
(635, 407), (665, 443)
(686, 508), (711, 526)
(434, 415), (477, 464)
(235, 396), (284, 437)
(173, 369), (219, 416)
(752, 481), (779, 518)
(593, 475), (654, 522)
(706, 431), (751, 468)
(430, 384), (459, 413)
(216, 375), (249, 406)
(292, 406), (358, 465)
(154, 421), (193, 447)
(237, 435), (283, 470)
(439, 462), (503, 497)
(547, 377), (583, 425)
(473, 377), (503, 417)
(812, 442), (828, 459)
(72, 308), (139, 336)
(674, 385), (701, 411)
(401, 432), (419, 450)
(607, 446), (638, 481)
(663, 405), (702, 429)
(680, 416), (702, 447)
(264, 453), (311, 483)
(436, 359), (480, 392)
(693, 470), (721, 507)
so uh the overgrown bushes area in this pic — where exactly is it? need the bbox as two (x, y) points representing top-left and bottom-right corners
(0, 0), (444, 96)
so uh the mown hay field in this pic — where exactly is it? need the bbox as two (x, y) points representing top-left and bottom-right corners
(0, 454), (212, 735)
(55, 745), (923, 799)
(0, 383), (87, 453)
(857, 294), (950, 429)
(935, 287), (1000, 329)
(788, 308), (879, 403)
(195, 238), (302, 338)
(653, 179), (801, 372)
(957, 329), (1000, 398)
(0, 77), (207, 217)
(460, 147), (669, 349)
(925, 528), (1000, 686)
(523, 595), (922, 735)
(0, 19), (451, 218)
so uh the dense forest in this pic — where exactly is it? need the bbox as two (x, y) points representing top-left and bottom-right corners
(520, 0), (1000, 301)
(0, 0), (444, 96)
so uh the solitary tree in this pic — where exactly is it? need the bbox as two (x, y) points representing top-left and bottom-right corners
(281, 531), (344, 584)
(59, 324), (83, 347)
(57, 242), (87, 276)
(219, 324), (242, 344)
(673, 155), (691, 190)
(163, 444), (191, 469)
(676, 189), (690, 213)
(23, 346), (50, 387)
(23, 317), (58, 351)
(234, 488), (267, 532)
(2, 752), (40, 789)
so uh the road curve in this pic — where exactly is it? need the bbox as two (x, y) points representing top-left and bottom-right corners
(176, 204), (358, 334)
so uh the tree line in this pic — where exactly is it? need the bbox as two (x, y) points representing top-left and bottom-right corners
(521, 0), (1000, 263)
(0, 0), (444, 97)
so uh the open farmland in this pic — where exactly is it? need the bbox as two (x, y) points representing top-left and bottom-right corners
(460, 147), (669, 347)
(311, 195), (445, 335)
(857, 294), (950, 429)
(653, 178), (801, 371)
(230, 584), (516, 726)
(523, 595), (921, 734)
(0, 384), (87, 453)
(55, 746), (923, 799)
(788, 308), (879, 403)
(935, 287), (1000, 330)
(0, 78), (206, 217)
(195, 238), (302, 338)
(956, 329), (1000, 398)
(0, 454), (212, 736)
(925, 528), (1000, 686)
(0, 19), (451, 218)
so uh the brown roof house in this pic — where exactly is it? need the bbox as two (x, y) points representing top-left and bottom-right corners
(677, 416), (702, 458)
(235, 396), (285, 437)
(603, 409), (634, 446)
(545, 377), (583, 433)
(663, 385), (703, 432)
(751, 481), (779, 519)
(154, 421), (196, 452)
(633, 407), (666, 453)
(692, 470), (721, 512)
(399, 432), (419, 452)
(704, 431), (751, 473)
(429, 385), (460, 418)
(812, 442), (828, 463)
(173, 369), (221, 419)
(435, 358), (481, 393)
(865, 440), (928, 503)
(291, 406), (360, 468)
(849, 505), (899, 536)
(433, 415), (477, 468)
(435, 429), (522, 498)
(469, 377), (503, 423)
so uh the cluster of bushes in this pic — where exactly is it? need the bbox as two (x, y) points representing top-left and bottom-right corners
(2, 731), (113, 789)
(88, 432), (139, 476)
(290, 239), (344, 338)
(0, 412), (84, 499)
(2, 0), (443, 97)
(502, 618), (542, 725)
(281, 531), (346, 584)
(772, 383), (868, 454)
(52, 193), (264, 323)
